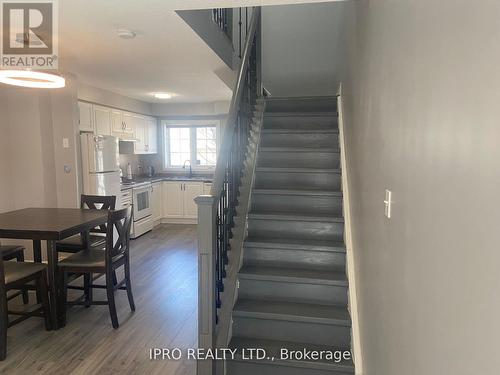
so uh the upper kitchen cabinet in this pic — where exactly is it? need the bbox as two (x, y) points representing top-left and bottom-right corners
(134, 115), (158, 154)
(146, 117), (158, 154)
(119, 111), (135, 136)
(78, 101), (94, 132)
(93, 105), (112, 136)
(77, 101), (158, 154)
(133, 115), (147, 154)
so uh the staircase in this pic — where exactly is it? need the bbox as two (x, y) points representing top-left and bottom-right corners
(227, 96), (355, 375)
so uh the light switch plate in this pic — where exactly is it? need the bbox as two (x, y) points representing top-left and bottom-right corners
(62, 138), (69, 148)
(384, 189), (392, 218)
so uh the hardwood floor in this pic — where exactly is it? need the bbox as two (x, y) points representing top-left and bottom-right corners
(0, 224), (198, 375)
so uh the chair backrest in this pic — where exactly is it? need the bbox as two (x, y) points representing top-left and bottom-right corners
(105, 207), (133, 263)
(81, 195), (116, 234)
(0, 256), (5, 296)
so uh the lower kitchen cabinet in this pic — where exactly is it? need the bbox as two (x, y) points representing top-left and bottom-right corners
(162, 181), (184, 219)
(161, 181), (205, 222)
(151, 182), (162, 225)
(183, 182), (204, 219)
(203, 183), (212, 194)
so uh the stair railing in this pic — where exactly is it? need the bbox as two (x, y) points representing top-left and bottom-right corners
(212, 8), (232, 38)
(195, 7), (261, 375)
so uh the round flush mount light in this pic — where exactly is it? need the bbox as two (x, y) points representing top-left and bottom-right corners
(117, 29), (136, 39)
(153, 92), (173, 99)
(0, 70), (65, 89)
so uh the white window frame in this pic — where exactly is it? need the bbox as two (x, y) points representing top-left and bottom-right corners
(162, 119), (221, 172)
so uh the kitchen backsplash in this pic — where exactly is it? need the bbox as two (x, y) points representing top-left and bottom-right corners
(119, 153), (163, 177)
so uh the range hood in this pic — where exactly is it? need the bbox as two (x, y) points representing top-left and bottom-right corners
(118, 136), (139, 142)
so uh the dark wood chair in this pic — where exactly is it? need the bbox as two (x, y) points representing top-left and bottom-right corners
(56, 195), (117, 306)
(0, 245), (29, 304)
(56, 195), (117, 253)
(0, 258), (51, 360)
(58, 207), (135, 329)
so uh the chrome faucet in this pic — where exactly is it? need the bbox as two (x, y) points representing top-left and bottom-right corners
(183, 160), (193, 178)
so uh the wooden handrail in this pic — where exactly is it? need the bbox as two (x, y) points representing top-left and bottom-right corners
(210, 7), (261, 198)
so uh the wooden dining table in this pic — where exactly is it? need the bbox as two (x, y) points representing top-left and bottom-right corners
(0, 208), (109, 329)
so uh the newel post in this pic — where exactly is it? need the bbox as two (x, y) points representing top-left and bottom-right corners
(195, 194), (217, 375)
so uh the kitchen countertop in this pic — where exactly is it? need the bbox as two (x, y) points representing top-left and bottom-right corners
(121, 175), (213, 190)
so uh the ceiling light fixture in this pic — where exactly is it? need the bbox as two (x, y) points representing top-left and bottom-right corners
(0, 70), (65, 89)
(153, 92), (173, 99)
(117, 29), (136, 39)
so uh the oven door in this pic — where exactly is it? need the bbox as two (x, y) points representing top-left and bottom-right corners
(132, 185), (152, 222)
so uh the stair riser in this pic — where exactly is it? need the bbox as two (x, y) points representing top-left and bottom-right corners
(252, 193), (342, 216)
(238, 279), (348, 306)
(227, 361), (354, 375)
(260, 133), (339, 148)
(258, 151), (340, 169)
(248, 218), (343, 241)
(255, 171), (341, 191)
(243, 247), (346, 269)
(266, 98), (337, 113)
(233, 317), (351, 347)
(264, 116), (338, 131)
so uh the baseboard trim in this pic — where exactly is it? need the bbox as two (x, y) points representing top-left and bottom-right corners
(160, 218), (198, 225)
(338, 83), (364, 375)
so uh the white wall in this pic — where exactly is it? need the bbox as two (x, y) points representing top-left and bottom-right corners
(0, 79), (80, 256)
(78, 83), (153, 115)
(340, 1), (500, 374)
(0, 77), (80, 214)
(262, 1), (350, 97)
(152, 100), (230, 117)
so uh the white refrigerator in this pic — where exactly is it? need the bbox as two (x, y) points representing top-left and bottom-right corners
(81, 134), (122, 207)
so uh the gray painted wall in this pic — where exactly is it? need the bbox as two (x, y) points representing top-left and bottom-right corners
(0, 78), (80, 257)
(262, 1), (349, 97)
(340, 1), (500, 374)
(177, 9), (236, 68)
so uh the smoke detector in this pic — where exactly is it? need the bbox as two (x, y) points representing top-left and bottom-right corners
(116, 29), (136, 39)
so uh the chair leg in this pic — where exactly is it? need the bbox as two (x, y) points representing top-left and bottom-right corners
(37, 271), (52, 331)
(58, 270), (68, 327)
(84, 273), (92, 307)
(124, 261), (135, 312)
(15, 253), (29, 305)
(0, 290), (8, 361)
(105, 272), (119, 329)
(112, 271), (118, 286)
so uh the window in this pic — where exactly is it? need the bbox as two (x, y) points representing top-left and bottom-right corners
(167, 127), (191, 167)
(164, 122), (218, 170)
(196, 127), (217, 166)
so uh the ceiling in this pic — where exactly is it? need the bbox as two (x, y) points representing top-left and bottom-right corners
(59, 0), (234, 103)
(59, 0), (345, 104)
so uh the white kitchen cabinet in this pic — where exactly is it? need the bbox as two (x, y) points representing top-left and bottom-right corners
(203, 183), (212, 195)
(122, 112), (135, 135)
(111, 110), (123, 135)
(133, 115), (147, 154)
(134, 116), (158, 154)
(162, 181), (204, 221)
(151, 182), (162, 225)
(93, 105), (112, 136)
(146, 117), (158, 154)
(78, 101), (93, 132)
(162, 181), (184, 218)
(183, 182), (204, 219)
(113, 110), (135, 137)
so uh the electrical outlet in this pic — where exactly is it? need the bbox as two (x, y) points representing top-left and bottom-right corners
(62, 138), (69, 148)
(384, 189), (392, 218)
